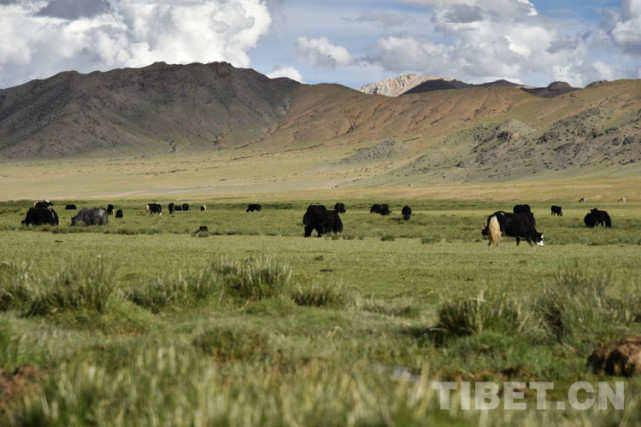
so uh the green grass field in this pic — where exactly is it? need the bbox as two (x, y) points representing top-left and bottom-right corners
(2, 190), (641, 425)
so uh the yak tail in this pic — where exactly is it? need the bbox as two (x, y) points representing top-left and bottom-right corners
(488, 215), (501, 246)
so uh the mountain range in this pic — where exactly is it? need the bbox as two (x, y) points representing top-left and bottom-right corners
(1, 62), (640, 184)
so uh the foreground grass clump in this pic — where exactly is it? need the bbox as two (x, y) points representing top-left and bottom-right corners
(124, 266), (220, 313)
(290, 281), (348, 308)
(125, 257), (291, 312)
(0, 257), (116, 315)
(536, 267), (641, 350)
(216, 256), (292, 301)
(436, 290), (543, 340)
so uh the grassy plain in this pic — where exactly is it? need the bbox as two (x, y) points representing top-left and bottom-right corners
(2, 185), (641, 425)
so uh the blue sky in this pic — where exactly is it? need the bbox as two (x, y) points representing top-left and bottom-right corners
(0, 0), (639, 90)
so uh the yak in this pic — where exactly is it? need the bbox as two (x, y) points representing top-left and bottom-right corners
(71, 207), (109, 226)
(303, 205), (342, 237)
(585, 208), (611, 228)
(22, 207), (59, 226)
(482, 211), (543, 246)
(402, 205), (412, 221)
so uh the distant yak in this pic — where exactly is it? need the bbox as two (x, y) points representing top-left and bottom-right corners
(71, 207), (109, 226)
(22, 207), (59, 226)
(303, 205), (342, 237)
(402, 205), (412, 221)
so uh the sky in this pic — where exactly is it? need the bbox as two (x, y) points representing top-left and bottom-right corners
(0, 0), (640, 90)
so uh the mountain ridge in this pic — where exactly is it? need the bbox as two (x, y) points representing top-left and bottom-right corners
(1, 62), (640, 185)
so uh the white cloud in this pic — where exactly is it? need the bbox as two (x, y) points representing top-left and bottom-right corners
(0, 0), (272, 88)
(267, 65), (303, 82)
(607, 0), (641, 54)
(362, 0), (628, 86)
(294, 36), (355, 68)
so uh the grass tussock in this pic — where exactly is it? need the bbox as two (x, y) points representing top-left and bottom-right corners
(124, 267), (220, 313)
(437, 290), (543, 340)
(0, 257), (116, 315)
(436, 266), (641, 354)
(216, 257), (292, 301)
(535, 267), (641, 349)
(290, 281), (348, 308)
(356, 296), (420, 318)
(192, 326), (268, 362)
(125, 257), (292, 312)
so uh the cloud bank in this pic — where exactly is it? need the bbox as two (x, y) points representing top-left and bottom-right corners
(0, 0), (272, 87)
(287, 0), (640, 88)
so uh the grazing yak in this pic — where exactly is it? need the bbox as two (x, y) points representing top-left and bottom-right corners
(585, 208), (611, 228)
(34, 200), (53, 209)
(334, 203), (346, 214)
(370, 204), (391, 215)
(71, 207), (109, 226)
(246, 204), (262, 212)
(303, 204), (342, 237)
(513, 204), (531, 214)
(115, 209), (124, 218)
(22, 207), (59, 226)
(168, 202), (175, 214)
(146, 203), (162, 215)
(482, 211), (544, 246)
(65, 204), (77, 210)
(551, 205), (563, 216)
(200, 205), (206, 212)
(513, 204), (535, 225)
(107, 204), (115, 215)
(402, 205), (412, 221)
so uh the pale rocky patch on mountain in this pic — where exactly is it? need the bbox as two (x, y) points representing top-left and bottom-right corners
(358, 74), (453, 97)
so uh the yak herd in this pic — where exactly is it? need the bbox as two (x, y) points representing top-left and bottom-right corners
(20, 199), (616, 246)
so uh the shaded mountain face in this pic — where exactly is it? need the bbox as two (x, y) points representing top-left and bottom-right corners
(400, 78), (564, 96)
(521, 81), (577, 98)
(0, 62), (299, 157)
(0, 63), (640, 184)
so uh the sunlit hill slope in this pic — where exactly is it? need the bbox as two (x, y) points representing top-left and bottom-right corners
(1, 61), (640, 189)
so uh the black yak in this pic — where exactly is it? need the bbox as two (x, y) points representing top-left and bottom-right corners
(585, 208), (611, 228)
(402, 205), (412, 221)
(482, 211), (543, 246)
(303, 205), (342, 237)
(22, 207), (59, 226)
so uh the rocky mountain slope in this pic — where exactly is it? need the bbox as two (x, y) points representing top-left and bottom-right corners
(0, 62), (299, 157)
(1, 63), (640, 184)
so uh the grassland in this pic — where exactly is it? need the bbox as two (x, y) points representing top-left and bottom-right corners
(2, 187), (641, 425)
